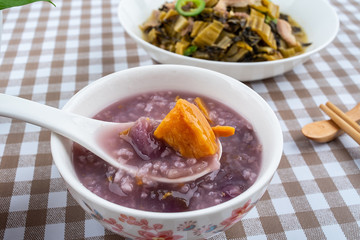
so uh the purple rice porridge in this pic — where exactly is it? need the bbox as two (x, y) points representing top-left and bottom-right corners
(73, 91), (262, 212)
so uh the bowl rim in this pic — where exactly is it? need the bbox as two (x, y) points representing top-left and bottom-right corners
(117, 0), (339, 67)
(51, 65), (283, 219)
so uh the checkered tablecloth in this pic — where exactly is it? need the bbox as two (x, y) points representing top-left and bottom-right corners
(0, 0), (359, 239)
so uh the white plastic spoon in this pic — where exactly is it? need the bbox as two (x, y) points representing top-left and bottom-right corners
(0, 93), (221, 183)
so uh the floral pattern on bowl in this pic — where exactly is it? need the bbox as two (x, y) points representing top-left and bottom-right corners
(82, 199), (255, 239)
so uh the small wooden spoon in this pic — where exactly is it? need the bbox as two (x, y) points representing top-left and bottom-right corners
(302, 103), (360, 143)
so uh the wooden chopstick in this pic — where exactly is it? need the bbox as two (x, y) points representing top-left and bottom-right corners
(319, 101), (360, 145)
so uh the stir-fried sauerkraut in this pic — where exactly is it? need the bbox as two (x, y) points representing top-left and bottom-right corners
(140, 0), (311, 62)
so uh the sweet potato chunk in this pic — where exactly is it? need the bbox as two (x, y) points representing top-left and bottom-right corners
(154, 99), (218, 159)
(212, 125), (235, 137)
(194, 97), (212, 123)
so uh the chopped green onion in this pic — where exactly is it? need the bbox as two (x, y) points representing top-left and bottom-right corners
(184, 45), (198, 56)
(175, 0), (205, 17)
(265, 15), (277, 24)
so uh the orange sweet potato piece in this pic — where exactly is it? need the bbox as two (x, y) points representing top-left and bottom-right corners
(194, 97), (212, 123)
(212, 125), (235, 137)
(154, 99), (218, 159)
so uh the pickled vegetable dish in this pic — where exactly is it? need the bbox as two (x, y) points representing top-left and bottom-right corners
(73, 91), (262, 212)
(141, 0), (311, 62)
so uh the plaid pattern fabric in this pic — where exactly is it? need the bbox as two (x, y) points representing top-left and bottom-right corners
(0, 0), (359, 239)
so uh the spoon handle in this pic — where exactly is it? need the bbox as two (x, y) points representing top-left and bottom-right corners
(346, 103), (360, 122)
(0, 93), (135, 171)
(0, 93), (101, 142)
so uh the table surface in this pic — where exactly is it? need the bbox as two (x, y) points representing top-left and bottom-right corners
(0, 0), (359, 239)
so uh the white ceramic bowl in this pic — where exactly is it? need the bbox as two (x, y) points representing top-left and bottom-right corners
(51, 65), (283, 239)
(118, 0), (339, 81)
